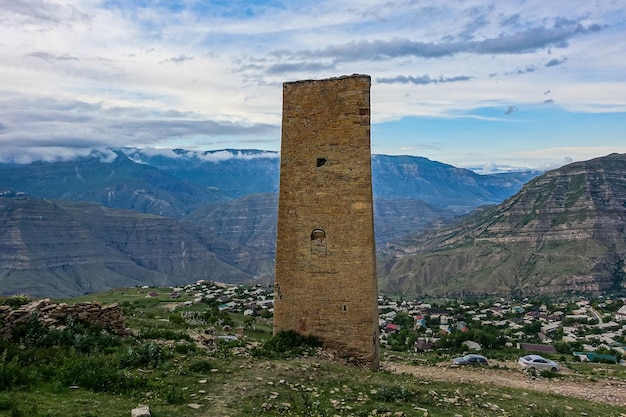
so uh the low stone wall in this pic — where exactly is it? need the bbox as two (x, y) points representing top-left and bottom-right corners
(0, 298), (128, 338)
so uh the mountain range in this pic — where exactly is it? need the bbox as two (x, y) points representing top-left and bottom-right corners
(378, 153), (626, 298)
(4, 147), (608, 299)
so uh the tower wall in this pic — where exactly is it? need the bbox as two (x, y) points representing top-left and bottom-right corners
(273, 74), (379, 367)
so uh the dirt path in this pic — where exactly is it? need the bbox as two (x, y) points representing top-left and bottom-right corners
(385, 361), (626, 407)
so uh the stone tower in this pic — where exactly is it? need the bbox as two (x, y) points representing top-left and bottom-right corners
(273, 74), (379, 368)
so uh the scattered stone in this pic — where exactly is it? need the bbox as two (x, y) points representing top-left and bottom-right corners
(187, 403), (202, 409)
(130, 405), (150, 417)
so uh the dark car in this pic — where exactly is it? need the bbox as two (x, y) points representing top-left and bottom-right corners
(452, 354), (489, 366)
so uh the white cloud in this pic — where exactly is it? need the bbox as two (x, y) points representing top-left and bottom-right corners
(0, 0), (624, 167)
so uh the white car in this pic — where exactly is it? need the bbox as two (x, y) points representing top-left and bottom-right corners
(518, 354), (559, 372)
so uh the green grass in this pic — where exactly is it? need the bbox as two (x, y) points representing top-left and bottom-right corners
(2, 288), (626, 417)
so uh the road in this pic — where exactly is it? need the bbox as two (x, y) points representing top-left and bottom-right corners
(386, 361), (626, 407)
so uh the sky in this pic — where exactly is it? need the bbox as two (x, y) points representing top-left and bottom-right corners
(1, 0), (625, 172)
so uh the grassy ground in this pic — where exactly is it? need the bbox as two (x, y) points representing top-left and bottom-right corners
(1, 288), (625, 417)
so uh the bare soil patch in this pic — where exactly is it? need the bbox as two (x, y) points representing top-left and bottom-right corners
(385, 361), (626, 407)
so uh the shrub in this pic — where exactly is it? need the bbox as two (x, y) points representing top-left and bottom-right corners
(252, 330), (321, 358)
(372, 384), (415, 403)
(139, 326), (192, 342)
(10, 314), (49, 345)
(1, 294), (31, 308)
(119, 342), (170, 368)
(173, 342), (198, 354)
(539, 369), (560, 379)
(57, 353), (146, 394)
(168, 313), (186, 326)
(161, 385), (185, 404)
(0, 350), (33, 390)
(188, 359), (214, 373)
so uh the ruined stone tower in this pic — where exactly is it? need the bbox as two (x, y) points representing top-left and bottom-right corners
(273, 74), (379, 368)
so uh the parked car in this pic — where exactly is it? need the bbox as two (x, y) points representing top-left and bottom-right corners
(518, 354), (559, 372)
(452, 354), (489, 366)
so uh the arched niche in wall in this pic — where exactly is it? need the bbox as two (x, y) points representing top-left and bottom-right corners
(310, 229), (327, 256)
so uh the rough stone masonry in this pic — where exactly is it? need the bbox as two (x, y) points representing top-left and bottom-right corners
(273, 74), (379, 368)
(0, 299), (128, 339)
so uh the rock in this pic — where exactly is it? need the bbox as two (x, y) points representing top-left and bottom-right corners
(130, 405), (150, 417)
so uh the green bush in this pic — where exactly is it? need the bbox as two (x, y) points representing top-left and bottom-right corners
(372, 384), (415, 403)
(10, 316), (121, 354)
(173, 342), (198, 354)
(0, 394), (12, 410)
(539, 369), (560, 379)
(120, 342), (169, 368)
(57, 353), (146, 394)
(139, 326), (192, 342)
(161, 385), (185, 404)
(10, 314), (50, 345)
(1, 294), (31, 308)
(252, 330), (321, 358)
(188, 359), (214, 373)
(168, 313), (186, 326)
(0, 350), (34, 390)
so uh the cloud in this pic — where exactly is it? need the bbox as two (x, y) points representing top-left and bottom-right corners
(376, 75), (472, 85)
(277, 21), (603, 64)
(516, 66), (537, 74)
(197, 150), (279, 162)
(161, 55), (194, 64)
(1, 0), (91, 26)
(504, 106), (518, 115)
(266, 61), (336, 75)
(0, 95), (278, 163)
(124, 148), (279, 164)
(0, 0), (624, 169)
(545, 57), (567, 67)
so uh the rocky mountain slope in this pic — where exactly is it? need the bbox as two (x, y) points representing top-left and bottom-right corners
(378, 153), (626, 298)
(0, 195), (250, 298)
(0, 148), (539, 297)
(0, 149), (537, 245)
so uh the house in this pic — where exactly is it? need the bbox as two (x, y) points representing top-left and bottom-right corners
(518, 343), (557, 354)
(456, 321), (468, 332)
(414, 315), (427, 328)
(541, 322), (561, 334)
(384, 323), (399, 333)
(614, 305), (626, 322)
(414, 339), (434, 351)
(537, 332), (552, 343)
(462, 340), (481, 351)
(574, 352), (618, 364)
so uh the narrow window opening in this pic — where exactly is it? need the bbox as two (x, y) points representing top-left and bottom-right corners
(311, 229), (327, 256)
(342, 304), (347, 312)
(316, 157), (327, 167)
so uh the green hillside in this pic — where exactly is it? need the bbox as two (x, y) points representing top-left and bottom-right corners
(1, 285), (625, 416)
(379, 153), (626, 298)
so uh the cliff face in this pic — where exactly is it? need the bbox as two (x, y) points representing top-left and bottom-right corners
(0, 196), (250, 298)
(379, 153), (626, 297)
(0, 148), (541, 298)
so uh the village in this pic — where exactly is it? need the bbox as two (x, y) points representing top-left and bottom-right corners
(163, 280), (626, 366)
